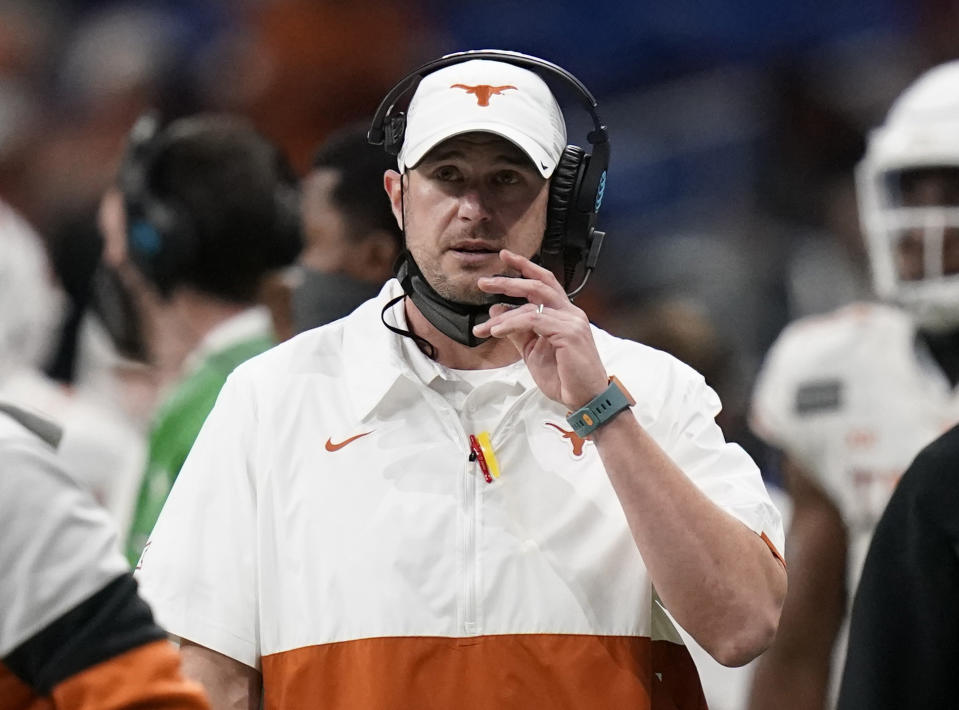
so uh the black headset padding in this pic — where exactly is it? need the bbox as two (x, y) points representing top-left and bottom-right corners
(544, 145), (585, 257)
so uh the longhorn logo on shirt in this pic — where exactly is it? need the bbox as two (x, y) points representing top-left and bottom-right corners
(544, 422), (588, 458)
(450, 84), (517, 107)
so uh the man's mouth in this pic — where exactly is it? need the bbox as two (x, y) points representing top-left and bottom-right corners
(450, 241), (499, 256)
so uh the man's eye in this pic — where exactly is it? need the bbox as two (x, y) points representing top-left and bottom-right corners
(494, 171), (521, 185)
(434, 166), (462, 182)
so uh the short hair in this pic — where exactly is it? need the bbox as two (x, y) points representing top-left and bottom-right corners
(311, 123), (402, 248)
(139, 114), (302, 301)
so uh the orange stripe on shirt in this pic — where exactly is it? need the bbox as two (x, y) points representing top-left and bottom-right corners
(761, 531), (787, 568)
(262, 634), (706, 710)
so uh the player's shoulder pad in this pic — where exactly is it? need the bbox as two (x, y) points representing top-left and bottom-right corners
(768, 301), (906, 368)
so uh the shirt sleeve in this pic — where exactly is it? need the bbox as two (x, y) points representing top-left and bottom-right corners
(135, 372), (261, 669)
(668, 372), (786, 562)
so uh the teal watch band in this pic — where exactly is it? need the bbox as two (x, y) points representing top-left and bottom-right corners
(566, 376), (636, 438)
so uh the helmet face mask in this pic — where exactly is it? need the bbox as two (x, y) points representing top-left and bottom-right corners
(858, 61), (959, 332)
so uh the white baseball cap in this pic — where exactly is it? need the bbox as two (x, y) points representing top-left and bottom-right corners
(397, 58), (567, 178)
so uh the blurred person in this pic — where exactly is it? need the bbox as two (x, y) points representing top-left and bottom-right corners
(136, 50), (785, 709)
(289, 122), (403, 334)
(105, 113), (302, 566)
(0, 198), (145, 537)
(0, 401), (210, 710)
(749, 60), (959, 709)
(836, 422), (959, 709)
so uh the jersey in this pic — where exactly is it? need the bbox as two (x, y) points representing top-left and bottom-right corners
(137, 280), (784, 710)
(0, 403), (209, 710)
(125, 308), (275, 565)
(751, 301), (959, 583)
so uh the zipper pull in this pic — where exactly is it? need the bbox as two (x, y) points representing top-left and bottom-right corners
(468, 434), (493, 484)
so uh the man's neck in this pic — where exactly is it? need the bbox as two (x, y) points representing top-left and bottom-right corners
(152, 289), (249, 380)
(404, 297), (522, 370)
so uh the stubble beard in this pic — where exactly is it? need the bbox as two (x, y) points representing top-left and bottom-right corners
(420, 258), (490, 306)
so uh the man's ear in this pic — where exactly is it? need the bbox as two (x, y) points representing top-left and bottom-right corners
(384, 170), (404, 230)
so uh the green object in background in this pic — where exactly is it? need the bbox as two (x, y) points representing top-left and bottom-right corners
(126, 335), (273, 566)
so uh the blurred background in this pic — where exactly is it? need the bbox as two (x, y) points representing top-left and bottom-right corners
(3, 0), (952, 450)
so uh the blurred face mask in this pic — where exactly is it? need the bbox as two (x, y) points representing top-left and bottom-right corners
(290, 267), (383, 334)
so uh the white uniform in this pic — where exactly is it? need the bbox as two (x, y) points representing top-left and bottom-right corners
(137, 280), (784, 709)
(0, 403), (210, 709)
(751, 301), (959, 583)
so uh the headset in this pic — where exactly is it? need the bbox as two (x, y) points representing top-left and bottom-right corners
(119, 112), (194, 295)
(368, 49), (609, 296)
(118, 112), (302, 297)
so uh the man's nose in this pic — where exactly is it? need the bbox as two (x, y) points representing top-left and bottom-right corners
(457, 187), (492, 222)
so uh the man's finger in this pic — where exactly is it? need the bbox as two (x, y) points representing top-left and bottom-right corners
(477, 275), (557, 306)
(499, 249), (564, 291)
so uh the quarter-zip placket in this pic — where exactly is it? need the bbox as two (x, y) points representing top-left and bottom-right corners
(462, 444), (480, 636)
(417, 387), (484, 637)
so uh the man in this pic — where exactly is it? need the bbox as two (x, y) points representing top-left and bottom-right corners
(101, 113), (302, 565)
(837, 423), (959, 709)
(748, 60), (959, 709)
(0, 402), (209, 709)
(290, 123), (403, 334)
(137, 51), (786, 709)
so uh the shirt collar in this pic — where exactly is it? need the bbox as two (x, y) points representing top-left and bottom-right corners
(341, 280), (420, 422)
(341, 279), (534, 421)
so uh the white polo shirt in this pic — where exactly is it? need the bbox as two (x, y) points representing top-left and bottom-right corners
(137, 280), (783, 709)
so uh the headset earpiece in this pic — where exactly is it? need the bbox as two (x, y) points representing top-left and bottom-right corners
(384, 113), (406, 157)
(120, 116), (198, 296)
(543, 146), (585, 285)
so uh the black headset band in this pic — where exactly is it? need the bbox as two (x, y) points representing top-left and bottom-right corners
(368, 49), (608, 149)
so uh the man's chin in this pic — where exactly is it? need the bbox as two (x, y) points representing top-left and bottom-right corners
(438, 287), (488, 306)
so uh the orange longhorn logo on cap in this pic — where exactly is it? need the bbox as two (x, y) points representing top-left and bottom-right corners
(450, 84), (517, 107)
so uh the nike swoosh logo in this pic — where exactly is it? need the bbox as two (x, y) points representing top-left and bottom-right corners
(325, 431), (374, 452)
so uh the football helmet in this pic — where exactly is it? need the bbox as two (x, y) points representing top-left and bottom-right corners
(857, 60), (959, 331)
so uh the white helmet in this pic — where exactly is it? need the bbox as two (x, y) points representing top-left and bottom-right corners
(857, 60), (959, 331)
